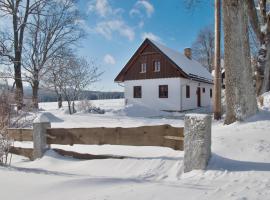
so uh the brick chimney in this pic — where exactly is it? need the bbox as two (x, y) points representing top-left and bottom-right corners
(184, 48), (192, 59)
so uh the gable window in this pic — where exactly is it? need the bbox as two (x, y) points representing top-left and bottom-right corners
(186, 85), (190, 98)
(203, 88), (205, 93)
(210, 89), (212, 98)
(133, 86), (142, 98)
(140, 63), (147, 73)
(154, 61), (161, 72)
(159, 85), (168, 98)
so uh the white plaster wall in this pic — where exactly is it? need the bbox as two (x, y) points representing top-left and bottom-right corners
(180, 78), (213, 110)
(124, 78), (213, 111)
(124, 78), (181, 111)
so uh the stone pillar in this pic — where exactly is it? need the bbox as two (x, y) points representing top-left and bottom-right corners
(183, 114), (211, 173)
(33, 114), (51, 159)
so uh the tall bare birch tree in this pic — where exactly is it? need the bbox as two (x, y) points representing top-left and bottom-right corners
(23, 0), (83, 109)
(223, 1), (258, 124)
(0, 0), (47, 109)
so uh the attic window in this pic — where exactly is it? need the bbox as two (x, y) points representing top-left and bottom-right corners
(140, 63), (147, 73)
(154, 61), (160, 72)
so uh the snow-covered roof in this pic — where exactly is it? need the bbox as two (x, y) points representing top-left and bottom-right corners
(150, 39), (213, 82)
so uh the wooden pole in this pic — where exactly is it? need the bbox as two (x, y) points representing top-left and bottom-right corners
(214, 0), (222, 120)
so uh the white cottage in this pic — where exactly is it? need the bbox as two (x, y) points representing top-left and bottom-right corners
(114, 39), (213, 111)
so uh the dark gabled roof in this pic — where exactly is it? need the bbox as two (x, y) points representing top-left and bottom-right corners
(115, 38), (213, 84)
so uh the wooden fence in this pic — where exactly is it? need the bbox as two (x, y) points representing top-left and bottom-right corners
(7, 125), (184, 160)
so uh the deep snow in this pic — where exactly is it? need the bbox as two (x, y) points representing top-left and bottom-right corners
(1, 98), (270, 200)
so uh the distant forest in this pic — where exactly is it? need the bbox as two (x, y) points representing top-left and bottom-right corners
(28, 88), (124, 102)
(0, 84), (124, 102)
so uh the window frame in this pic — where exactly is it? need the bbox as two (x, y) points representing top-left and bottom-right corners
(186, 85), (190, 98)
(133, 86), (142, 98)
(154, 60), (161, 72)
(140, 63), (147, 73)
(159, 85), (168, 98)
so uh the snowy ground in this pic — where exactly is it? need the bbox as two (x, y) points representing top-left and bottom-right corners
(1, 98), (270, 200)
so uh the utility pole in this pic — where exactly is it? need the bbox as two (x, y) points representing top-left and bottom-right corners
(214, 0), (222, 120)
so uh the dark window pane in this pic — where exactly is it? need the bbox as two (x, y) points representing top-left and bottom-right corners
(159, 85), (168, 98)
(134, 86), (142, 98)
(186, 85), (190, 98)
(210, 89), (212, 98)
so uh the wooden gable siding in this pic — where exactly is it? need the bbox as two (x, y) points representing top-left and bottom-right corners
(115, 40), (186, 82)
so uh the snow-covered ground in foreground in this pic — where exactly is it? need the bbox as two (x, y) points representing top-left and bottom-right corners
(1, 98), (270, 200)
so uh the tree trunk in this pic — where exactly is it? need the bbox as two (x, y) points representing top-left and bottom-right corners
(72, 101), (76, 114)
(32, 69), (39, 109)
(67, 100), (72, 115)
(261, 41), (270, 94)
(223, 0), (258, 124)
(214, 0), (222, 120)
(32, 81), (39, 109)
(14, 62), (24, 110)
(58, 94), (63, 109)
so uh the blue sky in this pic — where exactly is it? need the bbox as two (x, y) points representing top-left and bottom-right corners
(77, 0), (214, 92)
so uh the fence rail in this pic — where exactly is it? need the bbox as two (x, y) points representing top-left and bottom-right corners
(7, 128), (33, 141)
(8, 125), (184, 150)
(7, 113), (212, 173)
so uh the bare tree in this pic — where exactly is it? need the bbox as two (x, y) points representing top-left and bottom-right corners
(44, 52), (102, 114)
(246, 0), (270, 95)
(42, 48), (73, 109)
(223, 1), (258, 124)
(192, 25), (214, 72)
(62, 56), (102, 114)
(0, 0), (47, 110)
(22, 0), (84, 109)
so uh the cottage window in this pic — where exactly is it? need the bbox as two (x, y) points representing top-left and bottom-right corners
(186, 85), (190, 98)
(154, 61), (160, 72)
(133, 86), (142, 98)
(203, 88), (205, 93)
(140, 63), (147, 73)
(159, 85), (168, 98)
(210, 88), (212, 98)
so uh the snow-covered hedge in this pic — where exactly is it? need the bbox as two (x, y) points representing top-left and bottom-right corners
(0, 133), (12, 166)
(76, 100), (105, 114)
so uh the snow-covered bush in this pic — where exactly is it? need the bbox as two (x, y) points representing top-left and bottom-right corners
(76, 100), (105, 114)
(76, 99), (93, 112)
(0, 132), (12, 166)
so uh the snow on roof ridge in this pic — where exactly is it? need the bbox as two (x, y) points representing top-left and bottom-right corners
(148, 39), (213, 82)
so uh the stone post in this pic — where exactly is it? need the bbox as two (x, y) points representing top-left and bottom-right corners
(33, 114), (51, 159)
(183, 114), (211, 173)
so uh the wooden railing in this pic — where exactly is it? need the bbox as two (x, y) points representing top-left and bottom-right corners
(7, 125), (184, 160)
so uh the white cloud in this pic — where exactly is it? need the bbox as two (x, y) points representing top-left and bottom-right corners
(130, 0), (154, 18)
(95, 20), (135, 41)
(103, 54), (116, 65)
(88, 0), (111, 17)
(88, 0), (123, 18)
(141, 32), (162, 43)
(88, 0), (135, 41)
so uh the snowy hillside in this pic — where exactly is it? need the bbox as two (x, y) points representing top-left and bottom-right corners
(1, 98), (270, 200)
